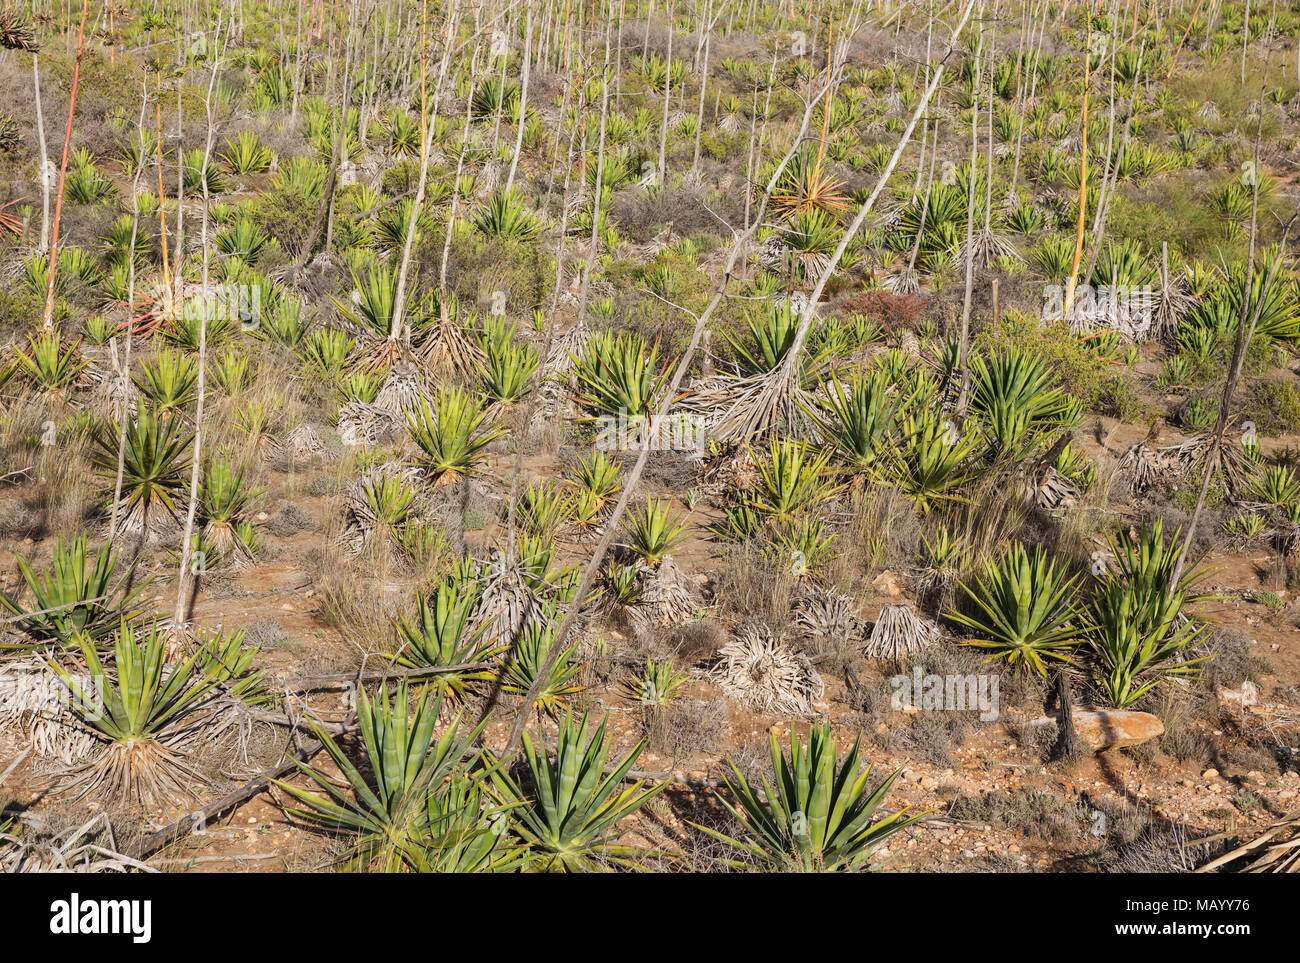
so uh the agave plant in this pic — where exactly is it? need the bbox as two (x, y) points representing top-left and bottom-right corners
(695, 725), (924, 872)
(332, 263), (402, 341)
(489, 712), (666, 872)
(298, 328), (355, 382)
(498, 616), (584, 717)
(99, 213), (149, 269)
(770, 146), (850, 219)
(948, 543), (1085, 676)
(767, 517), (839, 581)
(390, 569), (498, 700)
(602, 561), (641, 605)
(234, 398), (282, 460)
(381, 107), (422, 157)
(968, 348), (1081, 459)
(1, 536), (144, 648)
(21, 253), (67, 302)
(808, 370), (901, 477)
(182, 148), (227, 194)
(163, 300), (237, 353)
(1086, 520), (1212, 708)
(1087, 580), (1208, 709)
(471, 76), (521, 118)
(566, 450), (623, 510)
(209, 348), (255, 394)
(747, 437), (837, 525)
(894, 181), (979, 269)
(476, 317), (539, 403)
(371, 196), (432, 250)
(637, 51), (684, 92)
(621, 658), (689, 707)
(0, 7), (39, 51)
(884, 408), (979, 513)
(193, 625), (268, 705)
(218, 130), (274, 174)
(409, 773), (526, 872)
(519, 480), (574, 540)
(407, 386), (506, 484)
(1187, 257), (1300, 344)
(134, 349), (199, 415)
(258, 296), (310, 348)
(1089, 238), (1157, 290)
(1224, 511), (1267, 539)
(1106, 516), (1213, 602)
(1032, 234), (1076, 283)
(46, 622), (223, 807)
(621, 497), (690, 565)
(215, 216), (271, 262)
(710, 497), (766, 542)
(564, 449), (618, 525)
(331, 367), (378, 405)
(355, 472), (419, 546)
(571, 330), (665, 420)
(274, 681), (505, 872)
(919, 524), (969, 589)
(471, 190), (544, 241)
(515, 535), (581, 602)
(780, 208), (844, 278)
(269, 155), (327, 199)
(65, 148), (114, 204)
(728, 300), (802, 375)
(91, 408), (193, 530)
(10, 330), (87, 400)
(1249, 465), (1300, 507)
(1005, 204), (1044, 235)
(56, 245), (102, 287)
(200, 457), (264, 559)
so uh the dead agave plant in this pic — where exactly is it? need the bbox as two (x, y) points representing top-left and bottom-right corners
(710, 622), (824, 715)
(338, 399), (405, 447)
(471, 547), (545, 648)
(287, 423), (327, 460)
(863, 604), (944, 662)
(0, 7), (39, 52)
(0, 657), (99, 764)
(0, 813), (150, 873)
(792, 586), (858, 654)
(373, 360), (429, 416)
(631, 556), (701, 629)
(1197, 811), (1300, 874)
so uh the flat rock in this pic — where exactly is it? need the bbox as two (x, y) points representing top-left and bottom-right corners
(1030, 709), (1165, 751)
(1074, 710), (1164, 751)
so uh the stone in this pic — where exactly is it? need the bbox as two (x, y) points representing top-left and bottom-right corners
(871, 570), (905, 598)
(1203, 768), (1219, 779)
(1030, 709), (1165, 751)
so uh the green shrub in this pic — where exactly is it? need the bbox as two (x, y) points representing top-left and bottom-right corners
(1247, 379), (1300, 436)
(1100, 374), (1148, 422)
